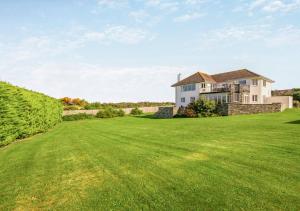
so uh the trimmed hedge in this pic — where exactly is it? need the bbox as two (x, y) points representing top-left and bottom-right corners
(63, 113), (95, 121)
(96, 107), (125, 118)
(0, 82), (62, 146)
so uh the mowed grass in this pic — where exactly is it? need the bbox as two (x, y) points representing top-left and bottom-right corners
(0, 110), (300, 210)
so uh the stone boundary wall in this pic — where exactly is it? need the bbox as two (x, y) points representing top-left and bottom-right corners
(63, 106), (159, 116)
(218, 103), (282, 116)
(154, 106), (178, 118)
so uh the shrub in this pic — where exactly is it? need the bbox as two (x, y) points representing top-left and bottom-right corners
(293, 91), (300, 102)
(84, 102), (102, 110)
(96, 107), (125, 118)
(175, 97), (219, 118)
(0, 82), (62, 146)
(193, 97), (217, 117)
(130, 107), (143, 115)
(62, 113), (95, 121)
(293, 100), (300, 108)
(183, 105), (198, 118)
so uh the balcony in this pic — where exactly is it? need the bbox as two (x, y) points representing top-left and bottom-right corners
(204, 84), (250, 93)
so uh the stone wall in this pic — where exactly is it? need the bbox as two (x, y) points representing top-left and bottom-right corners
(63, 106), (159, 116)
(154, 106), (178, 118)
(218, 103), (282, 116)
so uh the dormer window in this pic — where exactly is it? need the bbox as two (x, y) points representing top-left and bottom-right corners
(201, 83), (206, 88)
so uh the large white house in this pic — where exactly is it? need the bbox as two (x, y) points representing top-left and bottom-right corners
(172, 69), (275, 108)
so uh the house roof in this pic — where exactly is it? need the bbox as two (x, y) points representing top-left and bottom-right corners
(171, 72), (216, 87)
(171, 69), (274, 87)
(211, 69), (274, 83)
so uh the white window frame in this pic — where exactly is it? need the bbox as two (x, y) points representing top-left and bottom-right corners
(252, 95), (258, 102)
(239, 80), (247, 85)
(252, 79), (258, 86)
(263, 80), (267, 87)
(181, 97), (185, 103)
(181, 84), (196, 92)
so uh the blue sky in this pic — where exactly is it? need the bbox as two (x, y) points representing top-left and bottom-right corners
(0, 0), (299, 102)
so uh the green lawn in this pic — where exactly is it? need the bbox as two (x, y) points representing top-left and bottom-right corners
(0, 110), (299, 210)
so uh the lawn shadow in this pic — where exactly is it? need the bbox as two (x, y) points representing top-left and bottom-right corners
(286, 120), (300, 124)
(132, 114), (159, 119)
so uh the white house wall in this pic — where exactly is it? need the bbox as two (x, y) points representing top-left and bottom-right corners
(249, 79), (272, 104)
(175, 83), (201, 107)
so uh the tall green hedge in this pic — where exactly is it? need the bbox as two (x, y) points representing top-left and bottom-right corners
(0, 82), (62, 146)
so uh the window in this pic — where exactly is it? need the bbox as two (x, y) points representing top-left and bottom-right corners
(252, 95), (258, 102)
(181, 97), (185, 103)
(190, 97), (195, 103)
(239, 80), (247, 85)
(244, 95), (249, 104)
(201, 83), (206, 88)
(227, 95), (231, 103)
(252, 79), (258, 86)
(222, 95), (227, 103)
(263, 80), (267, 87)
(181, 84), (196, 92)
(234, 93), (239, 102)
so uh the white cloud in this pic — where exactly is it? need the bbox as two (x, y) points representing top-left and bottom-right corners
(129, 10), (149, 22)
(84, 25), (155, 44)
(248, 0), (300, 13)
(0, 25), (155, 68)
(185, 0), (208, 5)
(266, 25), (300, 46)
(97, 0), (128, 8)
(249, 0), (268, 10)
(263, 0), (300, 12)
(197, 24), (300, 48)
(0, 62), (190, 102)
(174, 12), (205, 22)
(146, 0), (179, 12)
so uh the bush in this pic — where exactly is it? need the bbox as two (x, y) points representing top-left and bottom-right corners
(84, 102), (102, 110)
(0, 82), (62, 146)
(293, 100), (300, 108)
(96, 107), (125, 118)
(193, 97), (217, 117)
(130, 107), (143, 115)
(293, 91), (300, 102)
(175, 97), (219, 118)
(62, 113), (95, 121)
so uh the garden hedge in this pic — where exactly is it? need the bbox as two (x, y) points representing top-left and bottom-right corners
(0, 82), (62, 146)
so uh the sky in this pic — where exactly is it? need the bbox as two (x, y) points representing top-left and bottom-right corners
(0, 0), (299, 102)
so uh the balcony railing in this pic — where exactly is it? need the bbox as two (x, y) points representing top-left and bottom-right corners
(208, 84), (250, 93)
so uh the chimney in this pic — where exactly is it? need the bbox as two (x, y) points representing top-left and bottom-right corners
(177, 73), (181, 82)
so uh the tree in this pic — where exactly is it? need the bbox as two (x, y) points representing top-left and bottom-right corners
(71, 98), (88, 107)
(61, 97), (72, 105)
